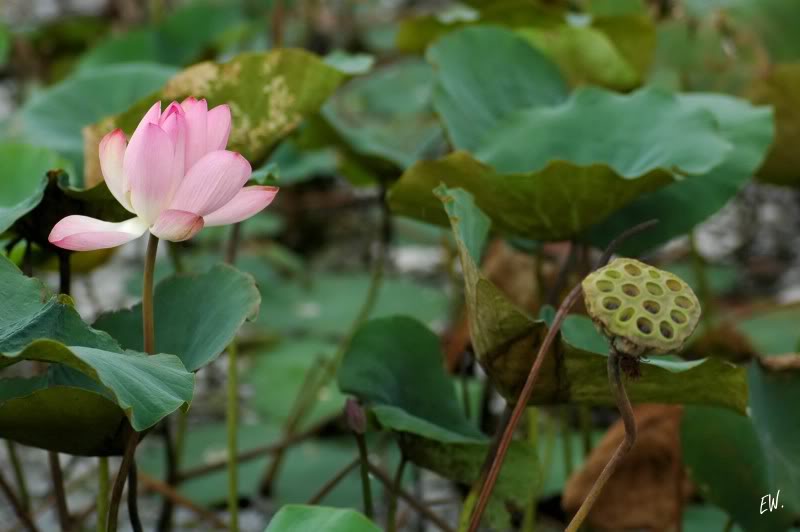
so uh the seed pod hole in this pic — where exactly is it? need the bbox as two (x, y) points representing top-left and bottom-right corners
(605, 269), (622, 279)
(596, 280), (614, 293)
(636, 317), (653, 335)
(643, 300), (660, 315)
(675, 296), (692, 309)
(624, 263), (642, 276)
(660, 321), (674, 339)
(622, 284), (640, 297)
(618, 307), (634, 322)
(670, 309), (687, 324)
(645, 282), (663, 296)
(648, 270), (661, 279)
(603, 296), (621, 310)
(666, 279), (682, 292)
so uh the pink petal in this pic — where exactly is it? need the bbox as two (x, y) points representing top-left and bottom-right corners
(204, 186), (279, 227)
(98, 129), (133, 212)
(181, 97), (208, 171)
(159, 102), (183, 127)
(206, 104), (231, 152)
(159, 110), (187, 191)
(48, 216), (148, 251)
(168, 150), (252, 217)
(150, 209), (204, 242)
(124, 123), (179, 225)
(128, 101), (161, 148)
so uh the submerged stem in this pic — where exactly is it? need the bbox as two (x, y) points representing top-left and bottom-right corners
(565, 349), (637, 532)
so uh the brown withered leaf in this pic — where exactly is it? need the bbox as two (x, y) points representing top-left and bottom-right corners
(562, 404), (691, 531)
(759, 354), (800, 371)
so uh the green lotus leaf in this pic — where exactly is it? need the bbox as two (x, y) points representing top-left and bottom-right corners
(0, 255), (194, 454)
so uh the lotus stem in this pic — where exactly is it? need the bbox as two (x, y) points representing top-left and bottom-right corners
(227, 340), (240, 532)
(565, 348), (637, 532)
(97, 457), (109, 532)
(108, 234), (158, 531)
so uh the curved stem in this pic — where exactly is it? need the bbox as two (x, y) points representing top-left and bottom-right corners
(387, 456), (407, 532)
(227, 341), (240, 532)
(48, 452), (70, 531)
(127, 461), (143, 532)
(0, 468), (39, 532)
(306, 456), (360, 505)
(466, 219), (658, 531)
(565, 349), (637, 532)
(108, 234), (158, 531)
(258, 187), (390, 494)
(6, 441), (30, 512)
(107, 431), (139, 532)
(354, 432), (374, 519)
(97, 457), (109, 532)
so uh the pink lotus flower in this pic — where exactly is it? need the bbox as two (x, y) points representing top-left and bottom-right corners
(49, 98), (278, 251)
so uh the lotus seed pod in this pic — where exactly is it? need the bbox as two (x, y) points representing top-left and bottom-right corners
(582, 258), (701, 357)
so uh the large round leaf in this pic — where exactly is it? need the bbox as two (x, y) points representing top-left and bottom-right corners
(18, 63), (178, 177)
(427, 25), (568, 153)
(322, 59), (443, 169)
(265, 506), (380, 532)
(0, 256), (194, 454)
(587, 94), (774, 255)
(0, 379), (126, 456)
(390, 86), (737, 241)
(93, 264), (260, 372)
(338, 316), (539, 529)
(475, 86), (731, 176)
(0, 143), (66, 235)
(78, 1), (245, 69)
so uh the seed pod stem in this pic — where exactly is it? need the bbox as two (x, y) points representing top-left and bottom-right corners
(565, 348), (637, 532)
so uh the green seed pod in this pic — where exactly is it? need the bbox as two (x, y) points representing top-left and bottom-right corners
(582, 258), (701, 357)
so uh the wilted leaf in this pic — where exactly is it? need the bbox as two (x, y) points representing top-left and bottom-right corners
(519, 25), (640, 90)
(563, 405), (687, 530)
(94, 265), (261, 372)
(748, 63), (800, 186)
(85, 50), (345, 186)
(437, 185), (748, 413)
